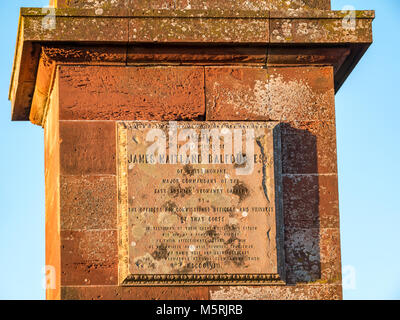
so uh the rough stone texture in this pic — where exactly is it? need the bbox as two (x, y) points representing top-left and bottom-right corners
(30, 51), (55, 125)
(53, 0), (330, 11)
(270, 16), (373, 44)
(209, 284), (341, 300)
(19, 8), (373, 47)
(284, 226), (321, 282)
(60, 175), (117, 230)
(284, 226), (341, 283)
(23, 14), (129, 43)
(10, 40), (40, 121)
(127, 45), (267, 65)
(205, 66), (335, 121)
(129, 17), (268, 43)
(55, 0), (130, 9)
(280, 121), (337, 174)
(59, 121), (116, 175)
(61, 285), (209, 300)
(61, 230), (118, 285)
(283, 174), (339, 229)
(59, 66), (205, 121)
(269, 0), (330, 10)
(267, 47), (351, 74)
(173, 0), (270, 10)
(42, 45), (127, 65)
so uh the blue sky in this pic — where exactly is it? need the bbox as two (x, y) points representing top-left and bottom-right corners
(0, 0), (398, 300)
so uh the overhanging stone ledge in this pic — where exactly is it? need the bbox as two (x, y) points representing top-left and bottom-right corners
(9, 7), (374, 124)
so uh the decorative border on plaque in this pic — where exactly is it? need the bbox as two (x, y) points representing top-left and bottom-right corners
(117, 122), (130, 283)
(117, 121), (286, 286)
(123, 274), (285, 286)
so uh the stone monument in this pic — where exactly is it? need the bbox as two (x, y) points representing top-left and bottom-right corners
(9, 0), (373, 300)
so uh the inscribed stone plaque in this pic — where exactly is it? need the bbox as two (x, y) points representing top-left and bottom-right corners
(117, 121), (285, 285)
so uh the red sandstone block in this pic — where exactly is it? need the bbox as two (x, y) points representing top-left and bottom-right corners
(131, 0), (175, 10)
(24, 16), (129, 43)
(55, 0), (130, 11)
(174, 0), (269, 10)
(281, 121), (338, 174)
(320, 228), (342, 281)
(129, 18), (268, 43)
(205, 67), (271, 121)
(60, 175), (117, 231)
(318, 175), (340, 228)
(43, 45), (127, 65)
(284, 227), (320, 284)
(127, 45), (266, 65)
(45, 174), (61, 299)
(267, 67), (335, 121)
(59, 66), (205, 121)
(209, 284), (342, 300)
(267, 47), (351, 75)
(61, 230), (118, 286)
(44, 77), (59, 179)
(61, 286), (209, 300)
(269, 0), (331, 10)
(55, 0), (330, 11)
(283, 174), (340, 228)
(205, 66), (335, 121)
(284, 226), (341, 284)
(270, 17), (372, 44)
(59, 121), (116, 175)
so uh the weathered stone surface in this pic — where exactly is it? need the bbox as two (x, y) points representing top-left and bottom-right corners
(320, 227), (341, 281)
(61, 285), (209, 300)
(268, 67), (335, 120)
(61, 230), (118, 285)
(30, 51), (56, 125)
(270, 9), (374, 19)
(270, 16), (373, 43)
(55, 0), (130, 9)
(18, 8), (374, 47)
(173, 0), (270, 11)
(267, 47), (351, 75)
(59, 66), (205, 120)
(127, 45), (267, 65)
(60, 175), (117, 230)
(52, 0), (130, 15)
(205, 66), (335, 121)
(269, 0), (331, 10)
(42, 45), (127, 65)
(129, 17), (269, 43)
(283, 174), (339, 229)
(284, 226), (320, 283)
(23, 13), (128, 43)
(284, 226), (341, 284)
(44, 76), (60, 179)
(53, 0), (330, 11)
(209, 283), (342, 300)
(59, 121), (116, 175)
(9, 40), (40, 121)
(281, 121), (337, 174)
